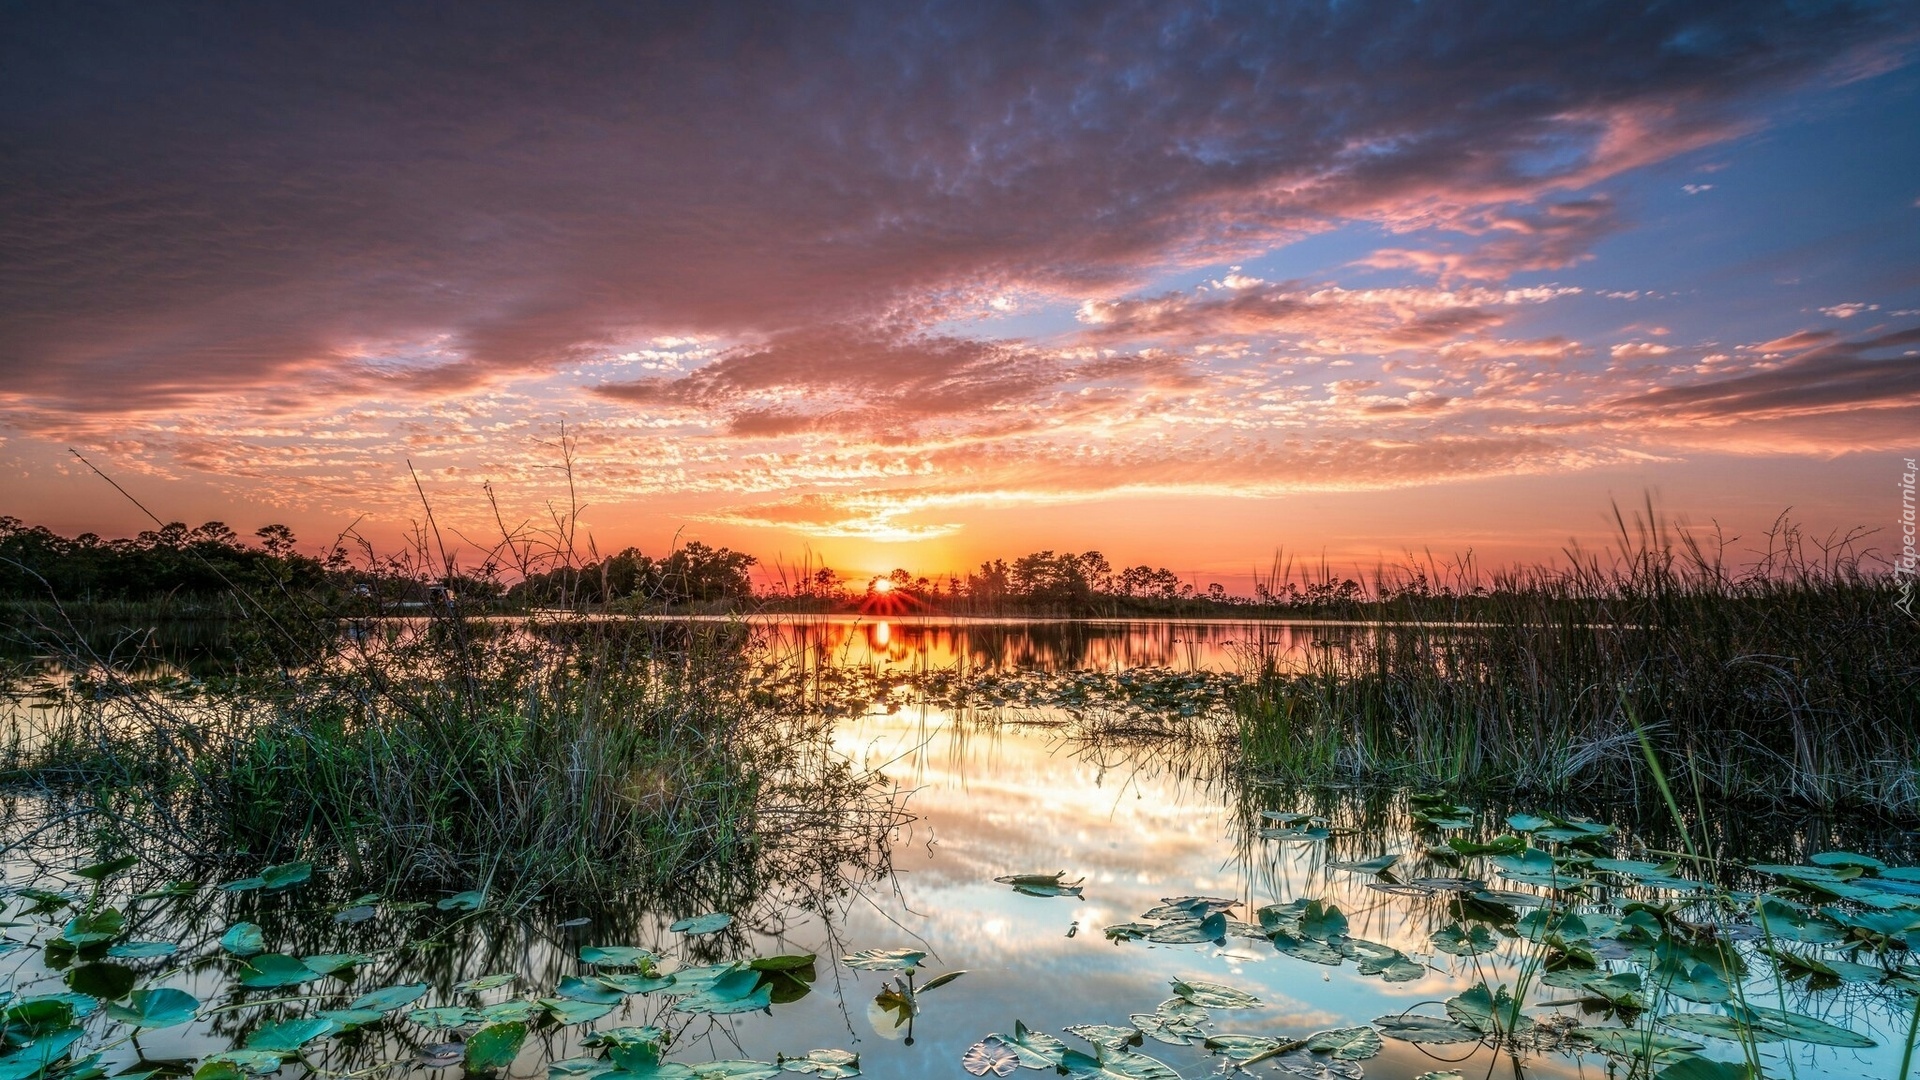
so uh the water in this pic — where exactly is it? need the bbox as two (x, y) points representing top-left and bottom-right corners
(2, 617), (1916, 1080)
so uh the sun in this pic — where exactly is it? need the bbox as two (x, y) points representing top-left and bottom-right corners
(869, 577), (893, 593)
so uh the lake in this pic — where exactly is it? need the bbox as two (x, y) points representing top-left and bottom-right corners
(1, 616), (1915, 1080)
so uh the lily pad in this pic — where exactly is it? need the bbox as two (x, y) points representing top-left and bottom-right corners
(670, 912), (734, 935)
(105, 988), (198, 1030)
(841, 949), (925, 971)
(464, 1021), (527, 1071)
(1372, 1014), (1479, 1045)
(244, 1017), (336, 1054)
(1304, 1027), (1381, 1060)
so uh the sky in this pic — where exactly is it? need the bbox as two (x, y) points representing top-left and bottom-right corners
(3, 2), (1918, 587)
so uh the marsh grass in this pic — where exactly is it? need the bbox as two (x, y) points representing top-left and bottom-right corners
(1236, 512), (1920, 818)
(0, 452), (907, 900)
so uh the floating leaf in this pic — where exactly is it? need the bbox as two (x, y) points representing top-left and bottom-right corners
(841, 949), (925, 972)
(237, 955), (318, 989)
(778, 1049), (859, 1077)
(961, 1038), (1019, 1077)
(197, 1050), (284, 1077)
(74, 856), (138, 882)
(1055, 1047), (1179, 1080)
(1446, 982), (1532, 1036)
(555, 976), (625, 1005)
(1327, 855), (1399, 875)
(105, 988), (198, 1030)
(1372, 1014), (1480, 1045)
(1654, 1057), (1755, 1080)
(1572, 1026), (1704, 1059)
(669, 912), (734, 935)
(60, 909), (124, 947)
(581, 946), (656, 968)
(349, 983), (428, 1013)
(995, 872), (1085, 898)
(1304, 1027), (1382, 1060)
(1202, 1034), (1300, 1066)
(1065, 1026), (1142, 1052)
(300, 953), (372, 975)
(219, 924), (265, 958)
(105, 941), (176, 960)
(984, 1022), (1067, 1069)
(1170, 979), (1260, 1009)
(407, 1007), (484, 1029)
(315, 1008), (385, 1031)
(1431, 922), (1499, 956)
(455, 974), (517, 993)
(538, 998), (615, 1026)
(675, 969), (773, 1015)
(259, 862), (312, 890)
(244, 1017), (336, 1054)
(464, 1021), (527, 1072)
(437, 891), (485, 912)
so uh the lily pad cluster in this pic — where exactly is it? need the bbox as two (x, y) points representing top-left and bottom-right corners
(0, 858), (861, 1080)
(961, 979), (1385, 1079)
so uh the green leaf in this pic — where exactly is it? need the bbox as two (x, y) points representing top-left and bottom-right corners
(348, 983), (427, 1013)
(244, 1017), (336, 1054)
(539, 998), (615, 1026)
(236, 955), (319, 990)
(105, 987), (198, 1029)
(299, 953), (371, 975)
(437, 890), (485, 912)
(1445, 982), (1532, 1036)
(464, 1022), (527, 1072)
(674, 970), (772, 1015)
(407, 1006), (484, 1028)
(1065, 1025), (1143, 1051)
(1327, 854), (1400, 875)
(456, 974), (517, 993)
(105, 941), (177, 960)
(669, 912), (734, 935)
(581, 946), (656, 968)
(315, 1009), (385, 1031)
(1572, 1027), (1703, 1060)
(60, 910), (124, 947)
(983, 1022), (1066, 1069)
(259, 862), (312, 890)
(555, 976), (625, 1005)
(1170, 979), (1261, 1009)
(1372, 1014), (1480, 1045)
(1304, 1027), (1382, 1060)
(918, 970), (964, 993)
(73, 857), (138, 882)
(1655, 1056), (1756, 1079)
(0, 1029), (84, 1080)
(1431, 922), (1499, 956)
(219, 924), (264, 958)
(196, 1051), (285, 1077)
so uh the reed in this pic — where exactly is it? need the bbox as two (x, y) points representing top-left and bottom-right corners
(1236, 510), (1920, 818)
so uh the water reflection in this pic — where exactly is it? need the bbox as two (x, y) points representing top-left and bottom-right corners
(757, 615), (1369, 675)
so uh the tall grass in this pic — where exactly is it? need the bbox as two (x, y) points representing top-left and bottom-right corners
(2, 612), (899, 899)
(1236, 510), (1920, 817)
(0, 451), (905, 899)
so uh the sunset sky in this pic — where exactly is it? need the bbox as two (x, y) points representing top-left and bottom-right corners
(4, 3), (1917, 586)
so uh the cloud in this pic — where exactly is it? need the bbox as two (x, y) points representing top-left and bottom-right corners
(0, 2), (1901, 419)
(1608, 325), (1920, 421)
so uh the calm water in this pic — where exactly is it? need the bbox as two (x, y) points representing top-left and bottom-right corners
(2, 618), (1915, 1080)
